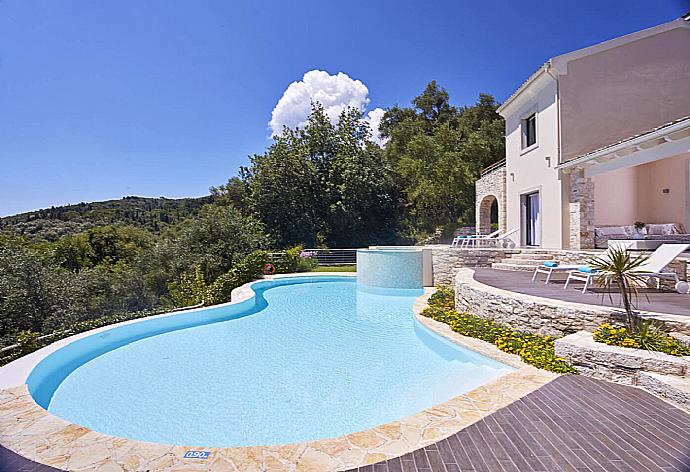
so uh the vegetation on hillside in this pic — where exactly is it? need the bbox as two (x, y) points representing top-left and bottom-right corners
(0, 195), (212, 242)
(0, 81), (505, 356)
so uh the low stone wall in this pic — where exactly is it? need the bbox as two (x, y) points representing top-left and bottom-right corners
(453, 268), (690, 338)
(428, 246), (688, 287)
(453, 268), (624, 337)
(555, 331), (690, 409)
(429, 247), (520, 285)
(555, 331), (690, 382)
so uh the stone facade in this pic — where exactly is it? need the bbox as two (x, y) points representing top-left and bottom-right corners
(475, 166), (507, 235)
(430, 247), (520, 285)
(567, 168), (595, 249)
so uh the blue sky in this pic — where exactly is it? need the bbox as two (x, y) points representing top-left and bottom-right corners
(0, 0), (687, 216)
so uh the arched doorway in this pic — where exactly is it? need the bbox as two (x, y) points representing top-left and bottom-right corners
(478, 194), (499, 235)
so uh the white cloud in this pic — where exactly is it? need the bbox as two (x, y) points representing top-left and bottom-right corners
(365, 107), (386, 146)
(269, 70), (385, 145)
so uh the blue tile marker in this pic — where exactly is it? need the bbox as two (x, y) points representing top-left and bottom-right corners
(183, 450), (210, 459)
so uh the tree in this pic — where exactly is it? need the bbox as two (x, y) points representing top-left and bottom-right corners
(381, 84), (505, 240)
(241, 103), (404, 248)
(174, 204), (269, 281)
(326, 108), (402, 246)
(0, 238), (86, 338)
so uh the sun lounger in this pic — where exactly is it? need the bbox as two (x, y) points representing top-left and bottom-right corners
(564, 243), (689, 293)
(532, 261), (581, 284)
(532, 242), (632, 285)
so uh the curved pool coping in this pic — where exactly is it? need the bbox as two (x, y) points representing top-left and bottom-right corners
(0, 272), (558, 471)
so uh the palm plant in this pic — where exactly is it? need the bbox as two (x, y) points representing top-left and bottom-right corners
(587, 247), (650, 329)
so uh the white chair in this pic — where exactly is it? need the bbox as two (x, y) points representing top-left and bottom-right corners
(460, 229), (500, 248)
(490, 228), (519, 248)
(564, 243), (689, 293)
(532, 242), (632, 284)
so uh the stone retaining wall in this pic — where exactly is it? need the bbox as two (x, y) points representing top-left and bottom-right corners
(555, 331), (690, 382)
(453, 268), (690, 338)
(453, 268), (622, 337)
(429, 247), (520, 285)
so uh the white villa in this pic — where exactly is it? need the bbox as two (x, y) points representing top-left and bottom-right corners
(476, 15), (690, 250)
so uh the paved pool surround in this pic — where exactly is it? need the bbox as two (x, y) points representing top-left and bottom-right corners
(357, 248), (424, 289)
(0, 273), (556, 471)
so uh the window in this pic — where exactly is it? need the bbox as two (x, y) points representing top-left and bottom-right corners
(522, 113), (537, 149)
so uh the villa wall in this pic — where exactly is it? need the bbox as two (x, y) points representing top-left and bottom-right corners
(593, 154), (690, 230)
(559, 24), (690, 162)
(503, 74), (565, 249)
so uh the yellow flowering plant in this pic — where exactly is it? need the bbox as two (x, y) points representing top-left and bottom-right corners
(422, 286), (576, 373)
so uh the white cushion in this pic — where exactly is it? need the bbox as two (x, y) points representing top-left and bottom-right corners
(647, 224), (672, 235)
(596, 226), (626, 236)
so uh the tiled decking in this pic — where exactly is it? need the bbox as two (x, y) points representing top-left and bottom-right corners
(4, 376), (690, 471)
(348, 375), (690, 472)
(474, 268), (690, 317)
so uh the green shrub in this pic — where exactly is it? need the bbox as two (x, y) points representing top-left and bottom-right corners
(275, 246), (318, 273)
(16, 330), (39, 354)
(205, 250), (268, 305)
(593, 322), (690, 357)
(167, 266), (207, 308)
(422, 285), (576, 374)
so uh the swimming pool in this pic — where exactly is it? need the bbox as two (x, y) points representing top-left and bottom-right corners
(27, 276), (512, 447)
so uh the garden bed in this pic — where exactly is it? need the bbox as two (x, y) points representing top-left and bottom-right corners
(422, 286), (575, 373)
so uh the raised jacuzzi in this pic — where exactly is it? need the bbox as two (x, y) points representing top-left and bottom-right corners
(356, 247), (433, 289)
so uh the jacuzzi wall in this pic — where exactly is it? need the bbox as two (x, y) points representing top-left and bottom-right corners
(357, 249), (424, 289)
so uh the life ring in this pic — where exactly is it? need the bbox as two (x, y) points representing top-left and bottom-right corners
(263, 263), (276, 275)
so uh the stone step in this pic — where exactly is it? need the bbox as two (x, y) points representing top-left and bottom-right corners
(491, 262), (538, 272)
(638, 372), (690, 411)
(499, 258), (548, 267)
(510, 253), (555, 261)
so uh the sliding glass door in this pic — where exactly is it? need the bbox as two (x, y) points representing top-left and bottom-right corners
(522, 191), (541, 246)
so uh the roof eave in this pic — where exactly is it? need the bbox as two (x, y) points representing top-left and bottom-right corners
(496, 64), (549, 116)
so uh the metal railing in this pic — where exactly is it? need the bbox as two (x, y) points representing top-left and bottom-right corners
(269, 248), (359, 266)
(480, 158), (506, 177)
(309, 249), (357, 266)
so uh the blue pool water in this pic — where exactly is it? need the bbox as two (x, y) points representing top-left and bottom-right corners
(36, 277), (512, 447)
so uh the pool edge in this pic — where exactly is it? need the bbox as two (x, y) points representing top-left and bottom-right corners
(0, 277), (558, 472)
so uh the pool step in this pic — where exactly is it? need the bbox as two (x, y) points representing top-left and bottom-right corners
(499, 258), (549, 267)
(510, 253), (555, 261)
(491, 262), (541, 272)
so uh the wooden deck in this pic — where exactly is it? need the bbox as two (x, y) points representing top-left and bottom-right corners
(473, 268), (690, 317)
(348, 376), (690, 472)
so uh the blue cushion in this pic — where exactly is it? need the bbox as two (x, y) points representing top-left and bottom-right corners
(543, 261), (559, 268)
(578, 266), (597, 273)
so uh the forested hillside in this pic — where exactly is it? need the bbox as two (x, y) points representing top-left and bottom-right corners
(1, 81), (505, 362)
(0, 195), (213, 241)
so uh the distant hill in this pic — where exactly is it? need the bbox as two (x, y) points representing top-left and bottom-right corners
(0, 195), (213, 241)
